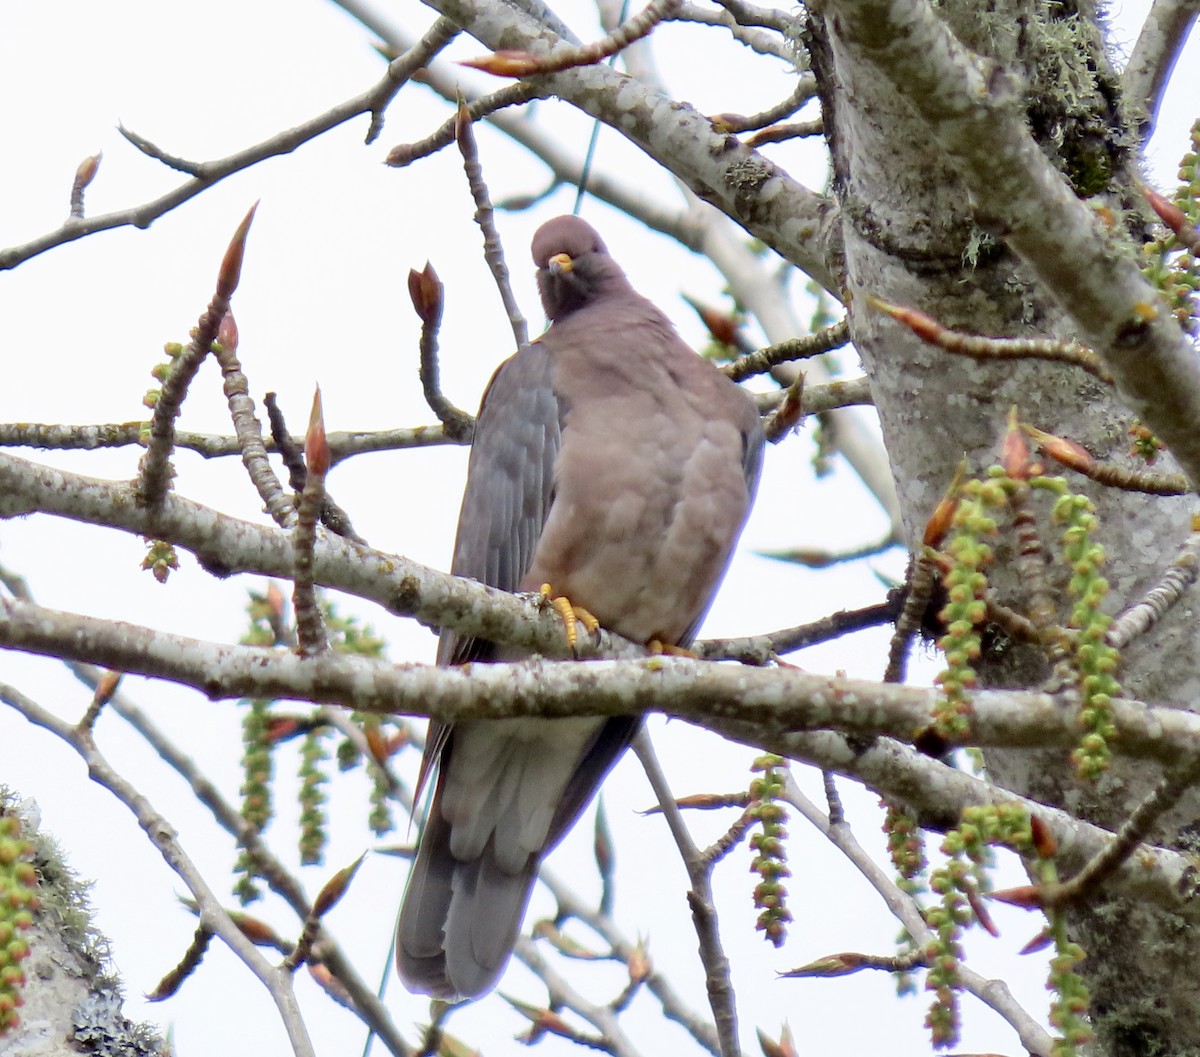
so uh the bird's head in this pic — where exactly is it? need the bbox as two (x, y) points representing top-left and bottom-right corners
(532, 216), (630, 321)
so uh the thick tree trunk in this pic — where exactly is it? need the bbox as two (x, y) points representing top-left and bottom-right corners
(811, 2), (1200, 1053)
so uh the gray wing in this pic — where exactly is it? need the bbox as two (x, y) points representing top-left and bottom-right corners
(438, 341), (562, 667)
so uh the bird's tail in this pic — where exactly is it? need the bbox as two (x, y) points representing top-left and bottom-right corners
(396, 774), (538, 1001)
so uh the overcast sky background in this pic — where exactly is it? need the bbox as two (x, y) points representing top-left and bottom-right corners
(0, 2), (1195, 1055)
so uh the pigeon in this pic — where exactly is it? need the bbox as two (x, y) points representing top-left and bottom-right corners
(397, 215), (763, 1000)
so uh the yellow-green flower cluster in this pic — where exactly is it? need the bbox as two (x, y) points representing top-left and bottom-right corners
(934, 476), (1007, 740)
(0, 812), (37, 1035)
(748, 754), (792, 948)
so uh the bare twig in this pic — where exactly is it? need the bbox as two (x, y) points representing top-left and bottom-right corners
(212, 312), (296, 528)
(512, 941), (641, 1057)
(69, 152), (102, 219)
(0, 419), (466, 461)
(77, 669), (121, 734)
(709, 0), (795, 33)
(407, 263), (476, 439)
(147, 925), (213, 1001)
(541, 865), (723, 1056)
(284, 854), (366, 972)
(461, 0), (683, 77)
(1024, 423), (1188, 496)
(822, 770), (844, 826)
(386, 83), (544, 167)
(293, 390), (331, 656)
(696, 601), (896, 664)
(1045, 754), (1200, 909)
(756, 533), (896, 568)
(136, 206), (256, 506)
(0, 21), (457, 271)
(872, 299), (1113, 384)
(744, 118), (824, 148)
(1108, 523), (1200, 650)
(723, 320), (851, 381)
(0, 682), (318, 1057)
(781, 946), (926, 978)
(454, 99), (529, 349)
(263, 393), (366, 545)
(782, 774), (1054, 1055)
(1125, 0), (1200, 140)
(671, 3), (796, 62)
(709, 79), (817, 133)
(633, 732), (743, 1057)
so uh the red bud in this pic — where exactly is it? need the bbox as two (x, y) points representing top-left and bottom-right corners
(305, 386), (330, 477)
(217, 202), (259, 300)
(459, 50), (542, 77)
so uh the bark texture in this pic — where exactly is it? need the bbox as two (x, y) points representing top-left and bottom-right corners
(811, 2), (1200, 1052)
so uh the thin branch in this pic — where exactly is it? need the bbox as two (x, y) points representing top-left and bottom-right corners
(709, 79), (817, 133)
(211, 312), (296, 528)
(872, 299), (1112, 384)
(695, 601), (896, 664)
(633, 733), (743, 1057)
(756, 533), (896, 568)
(722, 320), (851, 382)
(0, 420), (466, 460)
(69, 152), (102, 219)
(386, 83), (544, 167)
(0, 682), (318, 1057)
(1043, 753), (1200, 909)
(671, 3), (796, 62)
(1108, 523), (1200, 649)
(263, 394), (366, 544)
(137, 210), (256, 506)
(744, 118), (823, 148)
(408, 262), (477, 439)
(709, 0), (795, 33)
(781, 946), (926, 978)
(540, 866), (723, 1056)
(753, 374), (872, 414)
(147, 925), (213, 1001)
(1022, 423), (1189, 496)
(461, 0), (683, 77)
(454, 100), (529, 349)
(1124, 0), (1200, 141)
(511, 941), (642, 1057)
(781, 774), (1054, 1056)
(18, 592), (1200, 797)
(293, 390), (330, 656)
(0, 20), (457, 271)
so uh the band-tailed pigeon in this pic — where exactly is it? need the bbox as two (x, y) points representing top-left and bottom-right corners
(397, 215), (763, 1000)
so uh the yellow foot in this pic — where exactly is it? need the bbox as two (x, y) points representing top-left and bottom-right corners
(540, 583), (600, 650)
(648, 639), (698, 658)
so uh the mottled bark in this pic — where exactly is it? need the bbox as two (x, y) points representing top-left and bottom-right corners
(810, 1), (1200, 1052)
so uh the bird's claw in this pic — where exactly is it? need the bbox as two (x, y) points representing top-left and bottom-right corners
(648, 639), (698, 658)
(540, 583), (600, 651)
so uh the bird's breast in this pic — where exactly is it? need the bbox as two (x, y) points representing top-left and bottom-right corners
(520, 375), (753, 645)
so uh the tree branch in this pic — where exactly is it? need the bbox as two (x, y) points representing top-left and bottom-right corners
(0, 19), (458, 271)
